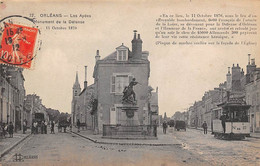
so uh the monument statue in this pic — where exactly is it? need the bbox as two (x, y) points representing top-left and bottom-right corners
(122, 78), (139, 104)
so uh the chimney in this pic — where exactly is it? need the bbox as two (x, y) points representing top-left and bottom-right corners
(232, 63), (241, 92)
(84, 66), (87, 89)
(95, 50), (100, 62)
(227, 91), (230, 102)
(247, 55), (256, 74)
(131, 30), (142, 59)
(251, 58), (255, 65)
(226, 67), (232, 90)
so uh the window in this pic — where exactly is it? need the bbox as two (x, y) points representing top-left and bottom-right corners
(111, 74), (133, 93)
(117, 50), (128, 61)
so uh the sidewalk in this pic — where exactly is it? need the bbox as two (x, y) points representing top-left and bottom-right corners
(188, 126), (260, 138)
(71, 126), (181, 146)
(250, 132), (260, 138)
(0, 129), (31, 158)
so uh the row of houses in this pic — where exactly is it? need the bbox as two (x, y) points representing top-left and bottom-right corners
(176, 55), (260, 133)
(0, 64), (25, 131)
(0, 64), (55, 132)
(71, 31), (159, 133)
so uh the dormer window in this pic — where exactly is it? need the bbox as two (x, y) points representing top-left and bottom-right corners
(118, 50), (127, 61)
(116, 44), (128, 61)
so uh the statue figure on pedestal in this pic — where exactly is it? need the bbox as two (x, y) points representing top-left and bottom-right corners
(122, 78), (139, 104)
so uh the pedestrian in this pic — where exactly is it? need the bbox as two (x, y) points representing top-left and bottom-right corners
(77, 119), (80, 133)
(51, 121), (55, 134)
(8, 122), (14, 138)
(23, 120), (27, 134)
(33, 121), (38, 134)
(153, 125), (157, 137)
(162, 121), (167, 134)
(41, 121), (44, 134)
(31, 121), (34, 134)
(44, 121), (48, 134)
(220, 114), (226, 133)
(68, 117), (72, 132)
(202, 121), (207, 134)
(2, 123), (7, 138)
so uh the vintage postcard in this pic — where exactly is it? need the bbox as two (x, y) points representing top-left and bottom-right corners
(0, 0), (259, 166)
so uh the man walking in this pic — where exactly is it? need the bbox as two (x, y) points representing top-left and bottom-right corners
(202, 121), (208, 134)
(220, 114), (226, 133)
(77, 119), (80, 133)
(162, 121), (167, 134)
(41, 121), (44, 134)
(51, 121), (55, 134)
(44, 121), (48, 134)
(8, 122), (14, 138)
(23, 120), (27, 134)
(3, 123), (7, 138)
(33, 121), (38, 134)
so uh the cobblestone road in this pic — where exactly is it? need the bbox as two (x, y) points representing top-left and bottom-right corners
(0, 131), (207, 166)
(170, 128), (260, 166)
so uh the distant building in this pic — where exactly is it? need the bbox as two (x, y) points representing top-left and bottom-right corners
(24, 94), (49, 126)
(186, 54), (259, 133)
(245, 58), (260, 133)
(71, 67), (96, 130)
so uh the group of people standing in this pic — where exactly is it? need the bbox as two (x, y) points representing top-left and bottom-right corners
(1, 122), (14, 138)
(31, 120), (56, 134)
(32, 120), (48, 134)
(1, 119), (56, 138)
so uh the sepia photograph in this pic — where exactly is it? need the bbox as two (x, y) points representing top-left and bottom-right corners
(0, 0), (259, 165)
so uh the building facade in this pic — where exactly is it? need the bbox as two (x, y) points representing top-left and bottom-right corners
(245, 59), (260, 132)
(0, 64), (25, 131)
(92, 31), (158, 132)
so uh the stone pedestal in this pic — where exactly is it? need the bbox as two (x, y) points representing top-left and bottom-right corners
(119, 105), (139, 126)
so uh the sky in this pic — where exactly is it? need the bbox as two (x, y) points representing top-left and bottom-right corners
(1, 0), (260, 117)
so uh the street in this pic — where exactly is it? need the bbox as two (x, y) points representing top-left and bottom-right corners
(169, 128), (260, 166)
(0, 127), (259, 166)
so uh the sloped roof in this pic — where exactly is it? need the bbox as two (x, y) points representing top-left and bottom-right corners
(102, 51), (117, 61)
(79, 83), (95, 96)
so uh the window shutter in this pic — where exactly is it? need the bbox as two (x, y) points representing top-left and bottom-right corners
(111, 75), (115, 93)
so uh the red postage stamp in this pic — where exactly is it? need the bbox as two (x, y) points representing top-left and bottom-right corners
(0, 23), (38, 69)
